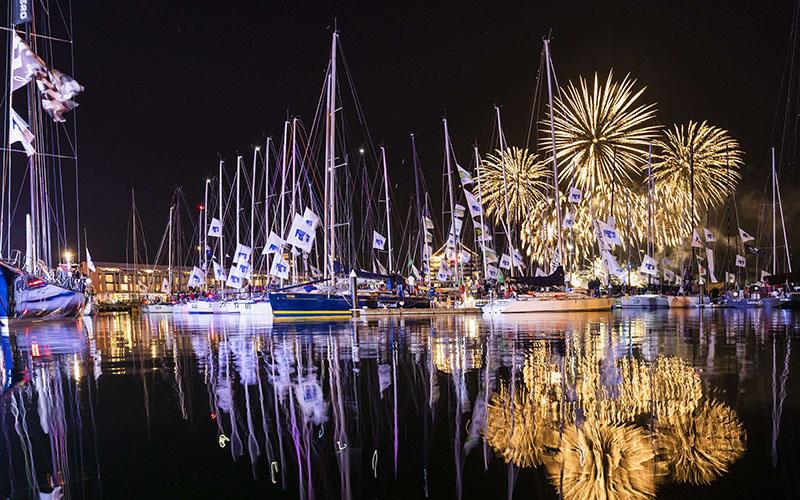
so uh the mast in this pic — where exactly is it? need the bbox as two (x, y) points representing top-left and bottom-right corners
(381, 146), (393, 272)
(327, 33), (339, 280)
(494, 106), (516, 277)
(290, 118), (298, 283)
(543, 39), (564, 275)
(251, 146), (258, 264)
(236, 155), (242, 247)
(772, 147), (777, 275)
(443, 118), (460, 284)
(775, 150), (792, 273)
(217, 159), (224, 276)
(474, 145), (489, 280)
(168, 205), (174, 292)
(411, 134), (424, 274)
(132, 189), (138, 301)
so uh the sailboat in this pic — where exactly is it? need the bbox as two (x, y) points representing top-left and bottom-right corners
(0, 8), (87, 322)
(482, 40), (613, 315)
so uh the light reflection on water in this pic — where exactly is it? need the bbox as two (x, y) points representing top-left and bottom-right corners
(1, 309), (798, 498)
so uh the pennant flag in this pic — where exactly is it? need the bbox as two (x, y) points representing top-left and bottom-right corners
(535, 267), (547, 277)
(706, 248), (718, 282)
(160, 277), (171, 294)
(456, 164), (474, 186)
(425, 231), (434, 243)
(423, 215), (434, 229)
(309, 265), (322, 278)
(454, 204), (466, 218)
(568, 186), (582, 204)
(486, 264), (499, 280)
(9, 108), (35, 156)
(410, 264), (421, 280)
(725, 271), (735, 284)
(262, 231), (284, 254)
(735, 254), (746, 268)
(739, 227), (754, 244)
(691, 229), (704, 248)
(484, 247), (498, 263)
(475, 226), (492, 242)
(598, 221), (622, 247)
(269, 254), (290, 280)
(287, 213), (315, 253)
(639, 254), (658, 276)
(446, 233), (459, 249)
(85, 247), (96, 272)
(376, 259), (388, 275)
(436, 260), (452, 281)
(662, 257), (673, 267)
(463, 189), (483, 218)
(232, 243), (252, 264)
(212, 261), (226, 281)
(372, 230), (387, 250)
(187, 266), (205, 289)
(761, 270), (771, 282)
(663, 268), (676, 283)
(207, 217), (223, 238)
(703, 227), (715, 242)
(302, 207), (320, 230)
(563, 208), (574, 229)
(499, 253), (512, 270)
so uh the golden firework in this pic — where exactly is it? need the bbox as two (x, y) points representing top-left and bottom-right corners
(650, 120), (743, 223)
(546, 71), (659, 191)
(477, 147), (551, 226)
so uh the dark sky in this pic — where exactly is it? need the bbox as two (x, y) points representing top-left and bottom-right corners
(69, 0), (794, 261)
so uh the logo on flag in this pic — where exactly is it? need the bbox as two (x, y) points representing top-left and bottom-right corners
(269, 254), (290, 280)
(739, 227), (754, 244)
(262, 231), (284, 254)
(160, 277), (171, 294)
(372, 230), (386, 250)
(499, 254), (512, 270)
(598, 221), (621, 247)
(483, 247), (498, 263)
(85, 248), (96, 272)
(703, 227), (715, 242)
(424, 216), (434, 229)
(233, 243), (252, 264)
(639, 254), (658, 276)
(486, 265), (499, 279)
(302, 207), (320, 230)
(453, 204), (466, 218)
(187, 266), (205, 289)
(212, 261), (226, 281)
(563, 208), (574, 229)
(735, 254), (746, 268)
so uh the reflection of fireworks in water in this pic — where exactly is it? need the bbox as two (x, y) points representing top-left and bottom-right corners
(547, 421), (660, 500)
(657, 400), (746, 485)
(486, 346), (747, 495)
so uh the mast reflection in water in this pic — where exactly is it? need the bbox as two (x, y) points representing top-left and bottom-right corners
(1, 310), (798, 498)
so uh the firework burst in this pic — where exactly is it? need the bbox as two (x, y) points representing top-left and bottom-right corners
(650, 121), (743, 217)
(547, 71), (659, 191)
(477, 147), (550, 226)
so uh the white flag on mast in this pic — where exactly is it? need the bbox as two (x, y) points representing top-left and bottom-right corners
(9, 108), (35, 156)
(463, 189), (483, 218)
(212, 261), (226, 281)
(85, 247), (96, 272)
(187, 266), (205, 289)
(262, 231), (284, 254)
(372, 231), (387, 250)
(456, 164), (474, 186)
(703, 227), (716, 242)
(287, 213), (315, 253)
(598, 220), (622, 247)
(691, 229), (704, 248)
(739, 227), (754, 244)
(302, 207), (320, 230)
(207, 218), (223, 238)
(269, 254), (289, 279)
(499, 254), (512, 270)
(735, 254), (746, 268)
(563, 208), (574, 229)
(232, 243), (252, 264)
(160, 277), (171, 294)
(706, 248), (718, 282)
(639, 254), (658, 276)
(567, 187), (582, 203)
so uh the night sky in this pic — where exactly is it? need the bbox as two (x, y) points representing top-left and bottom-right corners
(70, 1), (794, 262)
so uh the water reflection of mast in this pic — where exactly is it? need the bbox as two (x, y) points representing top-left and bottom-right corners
(771, 328), (791, 467)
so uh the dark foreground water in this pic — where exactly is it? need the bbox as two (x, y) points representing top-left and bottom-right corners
(1, 310), (799, 499)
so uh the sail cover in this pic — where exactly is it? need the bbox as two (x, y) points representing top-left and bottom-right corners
(509, 266), (565, 287)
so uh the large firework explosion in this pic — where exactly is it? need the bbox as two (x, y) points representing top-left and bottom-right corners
(477, 146), (551, 226)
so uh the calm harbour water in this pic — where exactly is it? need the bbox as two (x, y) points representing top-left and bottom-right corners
(1, 310), (798, 499)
